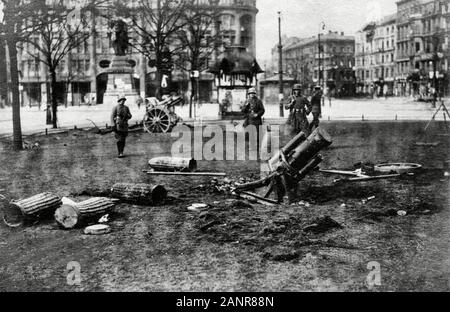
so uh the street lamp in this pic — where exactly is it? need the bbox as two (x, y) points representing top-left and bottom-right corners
(278, 11), (284, 117)
(318, 21), (325, 103)
(318, 21), (325, 92)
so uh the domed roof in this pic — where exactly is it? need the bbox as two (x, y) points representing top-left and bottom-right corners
(209, 46), (264, 76)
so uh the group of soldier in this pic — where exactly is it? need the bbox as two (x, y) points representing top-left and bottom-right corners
(242, 84), (323, 136)
(110, 85), (323, 159)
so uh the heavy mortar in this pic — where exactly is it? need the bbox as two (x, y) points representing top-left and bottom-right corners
(235, 127), (332, 203)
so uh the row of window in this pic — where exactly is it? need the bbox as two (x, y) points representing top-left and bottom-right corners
(285, 45), (354, 59)
(356, 52), (395, 67)
(20, 59), (91, 78)
(356, 66), (395, 80)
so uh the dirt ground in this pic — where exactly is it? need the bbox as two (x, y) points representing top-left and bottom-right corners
(0, 120), (449, 292)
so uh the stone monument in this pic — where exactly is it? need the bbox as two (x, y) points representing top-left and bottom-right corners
(103, 19), (139, 105)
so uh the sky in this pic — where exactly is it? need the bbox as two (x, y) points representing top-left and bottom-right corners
(255, 0), (398, 62)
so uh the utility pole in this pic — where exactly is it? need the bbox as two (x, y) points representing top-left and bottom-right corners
(318, 22), (325, 104)
(318, 31), (321, 90)
(278, 11), (284, 117)
(432, 35), (439, 108)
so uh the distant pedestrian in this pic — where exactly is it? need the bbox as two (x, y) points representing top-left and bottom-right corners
(136, 95), (143, 110)
(111, 95), (132, 158)
(309, 86), (322, 132)
(285, 84), (310, 135)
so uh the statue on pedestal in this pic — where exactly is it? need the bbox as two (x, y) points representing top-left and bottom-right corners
(108, 19), (129, 56)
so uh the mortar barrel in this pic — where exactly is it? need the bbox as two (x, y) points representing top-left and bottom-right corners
(289, 128), (332, 171)
(297, 155), (323, 180)
(268, 131), (307, 171)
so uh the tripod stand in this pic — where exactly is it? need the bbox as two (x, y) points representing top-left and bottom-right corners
(425, 99), (450, 132)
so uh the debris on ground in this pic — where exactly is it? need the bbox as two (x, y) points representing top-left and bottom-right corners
(98, 214), (110, 223)
(73, 183), (168, 206)
(23, 141), (41, 150)
(148, 157), (197, 172)
(362, 196), (376, 204)
(374, 163), (422, 174)
(55, 197), (118, 229)
(187, 203), (208, 213)
(83, 224), (111, 235)
(303, 216), (343, 234)
(297, 200), (311, 208)
(144, 170), (226, 177)
(8, 192), (61, 224)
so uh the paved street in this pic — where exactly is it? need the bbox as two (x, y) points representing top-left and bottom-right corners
(0, 97), (448, 135)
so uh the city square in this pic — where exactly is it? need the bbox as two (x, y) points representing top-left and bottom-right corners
(0, 0), (450, 297)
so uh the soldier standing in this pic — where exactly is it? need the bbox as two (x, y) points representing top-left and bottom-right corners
(242, 87), (265, 155)
(111, 95), (132, 158)
(285, 84), (311, 135)
(309, 86), (323, 132)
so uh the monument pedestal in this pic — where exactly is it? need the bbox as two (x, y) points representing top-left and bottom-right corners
(103, 55), (139, 105)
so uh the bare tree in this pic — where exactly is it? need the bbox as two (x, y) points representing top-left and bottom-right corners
(0, 0), (47, 149)
(175, 1), (220, 117)
(23, 0), (102, 128)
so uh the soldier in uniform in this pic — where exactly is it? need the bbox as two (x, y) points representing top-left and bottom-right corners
(111, 95), (132, 158)
(309, 86), (323, 132)
(242, 87), (265, 155)
(285, 84), (311, 135)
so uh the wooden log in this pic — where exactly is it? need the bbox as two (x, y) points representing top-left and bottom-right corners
(143, 170), (226, 177)
(148, 157), (197, 172)
(55, 197), (117, 229)
(10, 192), (61, 218)
(110, 183), (167, 205)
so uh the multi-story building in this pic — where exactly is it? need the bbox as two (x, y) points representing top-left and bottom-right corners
(396, 0), (450, 96)
(282, 31), (356, 97)
(355, 14), (397, 96)
(15, 0), (258, 106)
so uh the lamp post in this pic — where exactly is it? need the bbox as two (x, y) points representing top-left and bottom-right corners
(318, 22), (325, 102)
(278, 11), (284, 117)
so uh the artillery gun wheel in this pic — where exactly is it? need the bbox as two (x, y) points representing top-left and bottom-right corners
(143, 108), (171, 133)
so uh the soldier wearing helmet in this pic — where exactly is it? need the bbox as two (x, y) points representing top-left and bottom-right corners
(285, 84), (311, 135)
(242, 87), (265, 155)
(309, 86), (323, 132)
(242, 87), (265, 127)
(111, 94), (132, 158)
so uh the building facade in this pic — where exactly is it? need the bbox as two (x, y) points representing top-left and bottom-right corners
(355, 14), (397, 96)
(282, 31), (356, 97)
(15, 0), (258, 107)
(396, 0), (450, 97)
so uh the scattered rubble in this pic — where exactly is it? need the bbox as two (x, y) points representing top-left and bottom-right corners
(84, 224), (111, 235)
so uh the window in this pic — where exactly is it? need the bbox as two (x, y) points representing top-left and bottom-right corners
(415, 42), (420, 52)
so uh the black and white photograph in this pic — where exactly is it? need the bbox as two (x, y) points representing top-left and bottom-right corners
(0, 0), (450, 297)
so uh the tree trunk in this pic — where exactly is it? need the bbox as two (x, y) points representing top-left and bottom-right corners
(50, 68), (58, 128)
(111, 183), (167, 205)
(54, 197), (117, 229)
(6, 38), (23, 150)
(189, 76), (195, 118)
